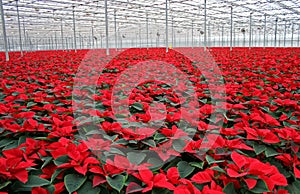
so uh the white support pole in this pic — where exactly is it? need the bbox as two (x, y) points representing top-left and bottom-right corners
(105, 0), (109, 55)
(139, 24), (141, 48)
(204, 0), (207, 50)
(165, 0), (168, 52)
(65, 37), (68, 50)
(91, 25), (94, 48)
(16, 0), (23, 56)
(174, 29), (176, 47)
(274, 18), (278, 47)
(55, 31), (58, 50)
(22, 18), (26, 51)
(297, 24), (300, 47)
(72, 6), (77, 52)
(172, 17), (174, 48)
(264, 14), (266, 48)
(284, 20), (287, 47)
(79, 35), (82, 49)
(222, 25), (224, 47)
(186, 31), (188, 46)
(242, 29), (245, 47)
(61, 18), (64, 50)
(114, 9), (117, 51)
(208, 21), (210, 47)
(218, 27), (221, 47)
(291, 23), (294, 47)
(258, 28), (261, 47)
(249, 12), (252, 49)
(146, 12), (149, 49)
(0, 0), (9, 61)
(119, 31), (122, 49)
(230, 6), (233, 51)
(192, 20), (194, 48)
(7, 37), (10, 51)
(51, 36), (54, 50)
(233, 24), (235, 47)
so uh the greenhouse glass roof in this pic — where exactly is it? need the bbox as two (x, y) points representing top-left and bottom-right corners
(1, 0), (299, 39)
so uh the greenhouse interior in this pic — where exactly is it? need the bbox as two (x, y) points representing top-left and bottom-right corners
(0, 0), (300, 194)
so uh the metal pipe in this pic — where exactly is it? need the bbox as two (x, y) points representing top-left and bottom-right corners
(291, 23), (294, 47)
(192, 20), (194, 48)
(233, 24), (235, 47)
(114, 9), (117, 51)
(263, 14), (266, 48)
(139, 23), (141, 48)
(297, 25), (300, 47)
(284, 20), (287, 47)
(208, 21), (210, 47)
(174, 28), (176, 47)
(165, 0), (168, 52)
(65, 37), (68, 50)
(16, 0), (23, 56)
(22, 17), (26, 51)
(249, 12), (252, 49)
(230, 6), (233, 51)
(105, 0), (109, 55)
(274, 17), (278, 47)
(204, 0), (207, 50)
(55, 31), (58, 50)
(79, 35), (82, 49)
(7, 37), (10, 51)
(72, 6), (77, 52)
(146, 12), (149, 49)
(172, 17), (174, 48)
(91, 25), (94, 48)
(101, 35), (103, 48)
(51, 35), (54, 50)
(218, 27), (221, 47)
(0, 0), (9, 61)
(213, 29), (216, 46)
(61, 18), (64, 50)
(118, 32), (123, 50)
(222, 25), (224, 47)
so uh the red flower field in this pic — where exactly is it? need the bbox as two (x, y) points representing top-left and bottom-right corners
(0, 47), (299, 194)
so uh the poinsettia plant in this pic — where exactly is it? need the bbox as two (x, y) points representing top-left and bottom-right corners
(0, 47), (299, 194)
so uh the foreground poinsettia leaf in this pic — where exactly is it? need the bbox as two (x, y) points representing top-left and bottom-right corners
(189, 162), (204, 169)
(253, 143), (266, 155)
(22, 175), (50, 187)
(77, 181), (101, 194)
(177, 161), (195, 178)
(64, 174), (87, 193)
(0, 181), (11, 190)
(126, 182), (143, 194)
(249, 180), (270, 193)
(106, 174), (126, 192)
(223, 182), (237, 194)
(127, 152), (146, 165)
